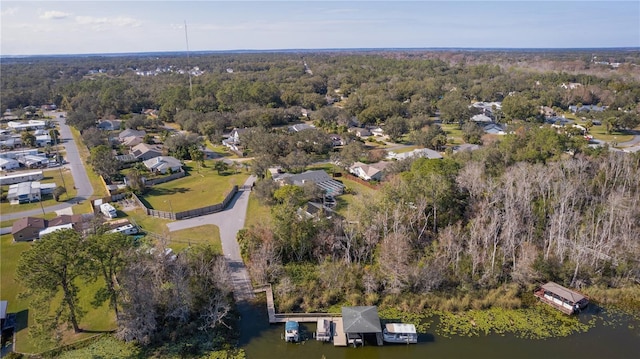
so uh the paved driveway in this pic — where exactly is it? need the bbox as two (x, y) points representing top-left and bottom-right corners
(167, 175), (257, 301)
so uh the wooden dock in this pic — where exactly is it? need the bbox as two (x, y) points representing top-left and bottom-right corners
(254, 283), (353, 346)
(253, 284), (276, 323)
(332, 317), (347, 346)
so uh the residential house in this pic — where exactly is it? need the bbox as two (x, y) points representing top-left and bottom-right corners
(122, 136), (144, 147)
(483, 123), (506, 135)
(349, 161), (389, 181)
(370, 127), (386, 138)
(288, 123), (315, 132)
(569, 105), (606, 113)
(39, 223), (75, 238)
(17, 154), (49, 168)
(297, 201), (333, 220)
(277, 170), (345, 196)
(35, 134), (52, 147)
(452, 144), (481, 153)
(348, 127), (372, 138)
(131, 143), (163, 161)
(222, 128), (248, 152)
(7, 120), (47, 131)
(471, 114), (493, 123)
(0, 157), (20, 171)
(11, 217), (46, 241)
(97, 120), (122, 131)
(143, 156), (183, 174)
(47, 214), (84, 228)
(387, 148), (443, 160)
(118, 129), (146, 142)
(143, 109), (159, 119)
(7, 181), (55, 203)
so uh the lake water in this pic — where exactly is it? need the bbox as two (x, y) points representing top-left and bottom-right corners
(238, 302), (640, 359)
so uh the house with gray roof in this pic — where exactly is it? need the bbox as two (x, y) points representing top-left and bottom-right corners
(387, 148), (443, 160)
(277, 170), (345, 196)
(143, 156), (182, 174)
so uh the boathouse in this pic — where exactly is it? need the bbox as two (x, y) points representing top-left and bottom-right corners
(534, 282), (589, 314)
(341, 306), (383, 346)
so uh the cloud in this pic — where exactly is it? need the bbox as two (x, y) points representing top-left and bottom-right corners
(1, 7), (18, 16)
(75, 15), (142, 30)
(40, 10), (71, 20)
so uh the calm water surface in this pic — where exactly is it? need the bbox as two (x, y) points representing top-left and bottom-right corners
(238, 302), (640, 359)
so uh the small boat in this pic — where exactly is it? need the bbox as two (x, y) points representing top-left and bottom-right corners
(316, 318), (332, 342)
(383, 323), (418, 344)
(284, 321), (300, 342)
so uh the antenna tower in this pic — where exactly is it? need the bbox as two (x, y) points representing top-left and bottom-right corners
(184, 20), (193, 99)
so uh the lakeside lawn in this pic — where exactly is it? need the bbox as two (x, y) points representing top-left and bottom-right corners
(140, 163), (249, 212)
(0, 234), (115, 354)
(0, 168), (77, 215)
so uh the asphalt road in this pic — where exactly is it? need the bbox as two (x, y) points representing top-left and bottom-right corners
(167, 175), (257, 301)
(2, 113), (94, 221)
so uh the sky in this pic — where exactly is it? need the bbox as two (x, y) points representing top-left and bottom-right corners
(1, 1), (639, 55)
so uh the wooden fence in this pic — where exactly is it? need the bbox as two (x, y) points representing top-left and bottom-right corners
(130, 185), (239, 220)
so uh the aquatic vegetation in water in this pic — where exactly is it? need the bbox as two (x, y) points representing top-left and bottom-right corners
(434, 304), (596, 339)
(378, 307), (432, 333)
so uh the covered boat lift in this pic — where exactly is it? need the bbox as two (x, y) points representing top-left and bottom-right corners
(534, 282), (589, 314)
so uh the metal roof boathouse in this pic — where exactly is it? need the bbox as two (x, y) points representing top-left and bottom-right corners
(534, 282), (589, 315)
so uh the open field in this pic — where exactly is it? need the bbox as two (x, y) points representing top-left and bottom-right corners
(0, 168), (77, 214)
(140, 163), (249, 212)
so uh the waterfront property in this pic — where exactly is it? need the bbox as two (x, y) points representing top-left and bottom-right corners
(534, 282), (589, 314)
(383, 323), (418, 344)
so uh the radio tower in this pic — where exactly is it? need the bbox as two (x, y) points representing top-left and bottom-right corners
(184, 20), (193, 99)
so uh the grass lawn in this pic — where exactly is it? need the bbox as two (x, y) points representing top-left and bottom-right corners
(0, 234), (114, 354)
(440, 123), (465, 144)
(123, 208), (171, 236)
(69, 127), (109, 199)
(167, 224), (222, 253)
(244, 193), (272, 229)
(140, 165), (249, 212)
(0, 168), (77, 215)
(588, 127), (634, 143)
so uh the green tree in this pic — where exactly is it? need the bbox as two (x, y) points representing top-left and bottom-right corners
(53, 185), (67, 201)
(21, 131), (36, 147)
(385, 116), (409, 141)
(88, 232), (134, 320)
(214, 160), (229, 175)
(89, 145), (120, 181)
(501, 93), (538, 121)
(438, 91), (471, 126)
(16, 229), (89, 333)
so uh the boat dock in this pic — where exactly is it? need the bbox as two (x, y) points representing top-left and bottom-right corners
(254, 284), (346, 346)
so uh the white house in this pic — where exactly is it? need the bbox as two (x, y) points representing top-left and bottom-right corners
(0, 157), (20, 171)
(349, 161), (389, 181)
(143, 156), (183, 174)
(387, 148), (443, 160)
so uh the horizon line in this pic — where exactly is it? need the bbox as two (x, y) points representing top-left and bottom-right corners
(2, 46), (639, 59)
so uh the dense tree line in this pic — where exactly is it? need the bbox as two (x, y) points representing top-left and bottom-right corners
(241, 132), (640, 312)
